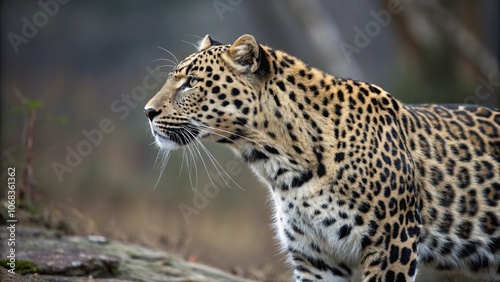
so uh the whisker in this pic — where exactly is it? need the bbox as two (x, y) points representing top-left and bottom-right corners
(183, 130), (218, 189)
(180, 124), (244, 191)
(154, 58), (178, 66)
(182, 131), (199, 192)
(243, 124), (268, 140)
(195, 140), (230, 188)
(183, 33), (204, 40)
(197, 124), (263, 147)
(182, 146), (195, 193)
(178, 147), (186, 180)
(181, 39), (200, 50)
(153, 148), (171, 190)
(153, 144), (164, 169)
(148, 121), (252, 192)
(199, 127), (246, 150)
(157, 46), (179, 64)
(150, 64), (175, 73)
(196, 139), (244, 191)
(179, 139), (195, 193)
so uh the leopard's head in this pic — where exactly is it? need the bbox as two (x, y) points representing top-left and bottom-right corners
(145, 34), (270, 151)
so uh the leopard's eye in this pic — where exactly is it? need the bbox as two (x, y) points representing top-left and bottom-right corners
(181, 76), (198, 90)
(188, 76), (198, 87)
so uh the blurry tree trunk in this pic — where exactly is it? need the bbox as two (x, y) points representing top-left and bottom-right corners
(385, 0), (499, 107)
(14, 88), (38, 206)
(273, 0), (365, 79)
(22, 109), (37, 205)
(419, 0), (498, 76)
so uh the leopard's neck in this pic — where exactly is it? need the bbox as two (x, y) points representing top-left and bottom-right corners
(227, 48), (390, 196)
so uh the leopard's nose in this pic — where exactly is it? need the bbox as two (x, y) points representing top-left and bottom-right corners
(144, 108), (162, 121)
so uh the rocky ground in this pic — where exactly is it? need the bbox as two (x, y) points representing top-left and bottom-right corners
(0, 225), (261, 282)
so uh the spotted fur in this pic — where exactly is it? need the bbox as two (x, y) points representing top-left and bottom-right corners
(145, 34), (500, 282)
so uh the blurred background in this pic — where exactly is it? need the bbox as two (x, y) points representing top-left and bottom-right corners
(1, 0), (499, 281)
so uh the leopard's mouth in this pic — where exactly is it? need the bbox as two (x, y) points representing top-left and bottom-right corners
(151, 123), (207, 149)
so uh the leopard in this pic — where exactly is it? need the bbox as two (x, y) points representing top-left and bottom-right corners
(144, 34), (500, 282)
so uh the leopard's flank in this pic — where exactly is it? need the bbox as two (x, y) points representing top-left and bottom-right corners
(145, 34), (500, 282)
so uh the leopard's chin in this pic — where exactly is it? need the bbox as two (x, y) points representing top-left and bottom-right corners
(153, 132), (182, 151)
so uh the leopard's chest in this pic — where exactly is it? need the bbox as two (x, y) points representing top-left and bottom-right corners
(242, 146), (366, 266)
(271, 185), (365, 268)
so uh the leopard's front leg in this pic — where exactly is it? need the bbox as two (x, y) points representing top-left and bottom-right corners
(287, 247), (352, 282)
(360, 222), (419, 282)
(276, 205), (352, 282)
(276, 212), (353, 281)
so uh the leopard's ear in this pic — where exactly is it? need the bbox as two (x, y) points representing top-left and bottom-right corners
(223, 34), (264, 74)
(198, 34), (222, 51)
